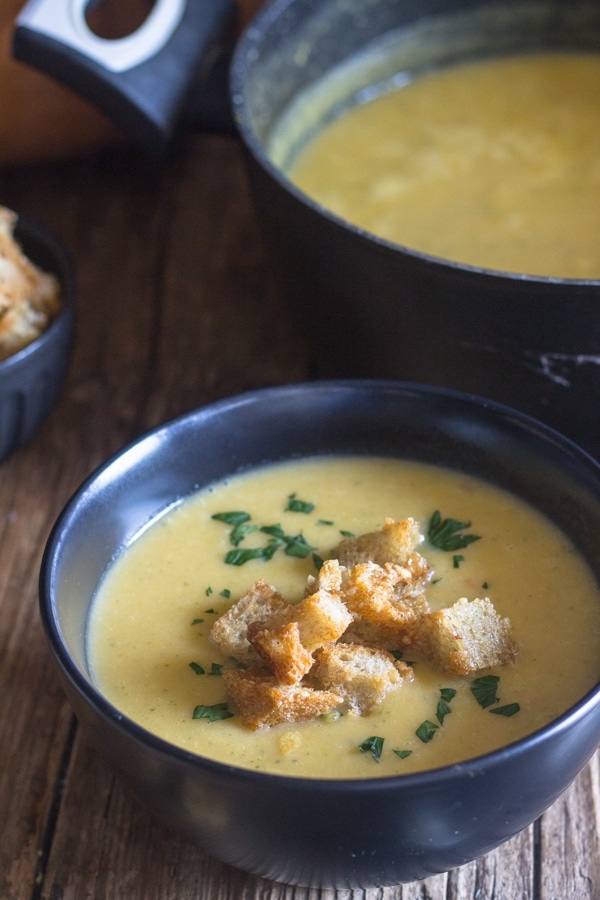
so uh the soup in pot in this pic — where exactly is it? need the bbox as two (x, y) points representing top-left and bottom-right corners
(284, 53), (600, 279)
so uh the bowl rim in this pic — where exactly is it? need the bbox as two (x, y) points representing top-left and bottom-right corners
(39, 378), (600, 790)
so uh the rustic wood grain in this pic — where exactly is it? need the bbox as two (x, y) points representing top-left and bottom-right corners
(0, 132), (597, 900)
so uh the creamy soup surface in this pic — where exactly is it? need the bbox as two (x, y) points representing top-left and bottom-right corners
(88, 457), (600, 778)
(285, 53), (600, 278)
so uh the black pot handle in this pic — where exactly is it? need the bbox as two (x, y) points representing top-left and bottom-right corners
(12, 0), (237, 156)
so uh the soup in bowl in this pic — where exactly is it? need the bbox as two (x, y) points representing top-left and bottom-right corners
(40, 380), (600, 887)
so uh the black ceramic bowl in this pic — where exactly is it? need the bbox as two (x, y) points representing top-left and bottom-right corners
(0, 217), (74, 464)
(40, 380), (600, 888)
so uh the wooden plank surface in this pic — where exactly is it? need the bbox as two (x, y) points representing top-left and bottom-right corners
(0, 132), (598, 900)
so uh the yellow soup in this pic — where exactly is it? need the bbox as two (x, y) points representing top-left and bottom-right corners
(88, 456), (600, 778)
(286, 53), (600, 278)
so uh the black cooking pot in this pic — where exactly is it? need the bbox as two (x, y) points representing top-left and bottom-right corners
(13, 0), (600, 457)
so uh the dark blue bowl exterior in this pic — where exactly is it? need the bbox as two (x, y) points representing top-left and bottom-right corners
(40, 381), (600, 887)
(0, 218), (75, 463)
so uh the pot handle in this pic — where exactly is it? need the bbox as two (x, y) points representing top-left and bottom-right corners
(12, 0), (237, 155)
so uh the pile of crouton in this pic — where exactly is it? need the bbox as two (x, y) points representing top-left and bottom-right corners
(209, 517), (518, 729)
(0, 206), (62, 362)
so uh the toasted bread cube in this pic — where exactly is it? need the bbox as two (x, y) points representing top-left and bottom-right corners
(308, 557), (347, 594)
(250, 621), (314, 685)
(334, 517), (422, 567)
(343, 560), (426, 630)
(340, 616), (426, 654)
(209, 579), (290, 663)
(423, 597), (518, 675)
(311, 642), (412, 716)
(222, 669), (342, 730)
(291, 588), (354, 651)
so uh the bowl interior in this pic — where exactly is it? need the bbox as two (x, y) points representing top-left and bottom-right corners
(43, 381), (600, 706)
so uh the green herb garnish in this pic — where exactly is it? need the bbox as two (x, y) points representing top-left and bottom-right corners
(192, 703), (233, 722)
(437, 688), (457, 724)
(427, 511), (481, 552)
(212, 511), (251, 527)
(416, 720), (439, 743)
(470, 675), (500, 708)
(230, 522), (259, 546)
(393, 749), (413, 759)
(208, 663), (223, 676)
(189, 662), (205, 675)
(191, 618), (204, 625)
(285, 493), (315, 514)
(452, 554), (464, 568)
(359, 735), (384, 761)
(224, 541), (281, 566)
(490, 703), (521, 717)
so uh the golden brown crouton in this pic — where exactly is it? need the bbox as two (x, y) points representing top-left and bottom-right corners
(0, 206), (62, 361)
(422, 597), (518, 676)
(291, 588), (354, 651)
(249, 621), (314, 685)
(306, 557), (347, 595)
(333, 517), (423, 567)
(311, 642), (412, 716)
(343, 560), (426, 631)
(209, 579), (290, 663)
(222, 669), (342, 730)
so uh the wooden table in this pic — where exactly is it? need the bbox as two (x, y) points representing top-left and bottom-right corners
(0, 125), (599, 900)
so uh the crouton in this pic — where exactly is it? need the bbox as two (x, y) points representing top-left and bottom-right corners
(209, 579), (290, 663)
(249, 621), (314, 685)
(0, 206), (62, 362)
(333, 517), (423, 567)
(307, 557), (347, 595)
(342, 560), (427, 631)
(291, 588), (354, 650)
(311, 642), (412, 716)
(422, 596), (518, 675)
(222, 668), (342, 730)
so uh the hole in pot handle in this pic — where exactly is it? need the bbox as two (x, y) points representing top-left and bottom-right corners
(12, 0), (237, 155)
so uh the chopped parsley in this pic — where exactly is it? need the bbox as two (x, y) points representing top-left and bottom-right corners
(189, 662), (223, 676)
(427, 511), (481, 552)
(285, 493), (315, 514)
(490, 703), (521, 717)
(359, 735), (384, 761)
(192, 703), (233, 722)
(436, 688), (457, 724)
(416, 720), (439, 743)
(470, 675), (501, 708)
(471, 675), (520, 717)
(393, 749), (413, 759)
